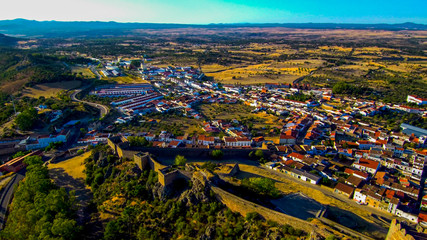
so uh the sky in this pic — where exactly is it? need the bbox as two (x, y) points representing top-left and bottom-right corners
(1, 0), (426, 24)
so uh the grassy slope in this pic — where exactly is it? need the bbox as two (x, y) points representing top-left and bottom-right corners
(21, 80), (81, 98)
(48, 151), (91, 179)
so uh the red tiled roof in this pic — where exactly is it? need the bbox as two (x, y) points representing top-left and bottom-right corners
(335, 183), (355, 195)
(288, 152), (304, 160)
(356, 158), (380, 170)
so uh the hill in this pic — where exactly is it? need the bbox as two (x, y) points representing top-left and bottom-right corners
(0, 34), (19, 46)
(0, 48), (78, 94)
(0, 19), (426, 38)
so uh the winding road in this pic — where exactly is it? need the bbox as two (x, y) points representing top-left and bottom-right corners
(70, 89), (109, 118)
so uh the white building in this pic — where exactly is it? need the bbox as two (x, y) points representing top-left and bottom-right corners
(353, 189), (367, 204)
(223, 137), (251, 147)
(407, 95), (427, 105)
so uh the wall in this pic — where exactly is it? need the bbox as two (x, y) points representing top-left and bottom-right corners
(386, 219), (417, 240)
(107, 136), (270, 160)
(210, 184), (323, 236)
(133, 152), (189, 187)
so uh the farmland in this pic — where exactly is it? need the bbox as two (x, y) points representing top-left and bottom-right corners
(21, 80), (81, 98)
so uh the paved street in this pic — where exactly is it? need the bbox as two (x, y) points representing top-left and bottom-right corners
(70, 89), (109, 118)
(0, 171), (25, 230)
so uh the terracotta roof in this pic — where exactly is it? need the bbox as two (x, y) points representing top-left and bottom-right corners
(390, 197), (400, 205)
(288, 152), (304, 160)
(346, 175), (363, 187)
(335, 183), (355, 196)
(355, 158), (380, 170)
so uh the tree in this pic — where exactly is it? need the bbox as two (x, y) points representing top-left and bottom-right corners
(241, 177), (280, 198)
(80, 128), (87, 137)
(211, 150), (224, 159)
(11, 151), (28, 159)
(130, 60), (142, 69)
(175, 155), (186, 166)
(15, 107), (37, 130)
(128, 136), (149, 147)
(254, 150), (264, 159)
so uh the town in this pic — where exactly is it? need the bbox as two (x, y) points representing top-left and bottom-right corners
(0, 17), (426, 239)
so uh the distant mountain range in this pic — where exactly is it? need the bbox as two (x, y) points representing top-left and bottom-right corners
(0, 19), (426, 38)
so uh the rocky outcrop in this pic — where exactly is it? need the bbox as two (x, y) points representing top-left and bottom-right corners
(199, 225), (215, 240)
(150, 182), (173, 201)
(265, 227), (284, 240)
(179, 177), (211, 206)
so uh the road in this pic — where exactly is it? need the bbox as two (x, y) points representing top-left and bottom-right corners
(293, 70), (314, 84)
(70, 89), (109, 118)
(0, 171), (25, 230)
(89, 66), (102, 79)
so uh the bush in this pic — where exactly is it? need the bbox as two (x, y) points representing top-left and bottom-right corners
(175, 155), (186, 166)
(128, 136), (149, 147)
(201, 161), (217, 171)
(241, 177), (280, 198)
(211, 149), (224, 159)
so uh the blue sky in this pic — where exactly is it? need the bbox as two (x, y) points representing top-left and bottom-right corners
(2, 0), (426, 24)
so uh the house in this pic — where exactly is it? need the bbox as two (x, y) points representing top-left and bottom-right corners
(20, 130), (70, 150)
(357, 140), (374, 150)
(352, 158), (380, 175)
(279, 134), (296, 145)
(353, 188), (367, 204)
(407, 95), (427, 105)
(388, 197), (400, 214)
(169, 140), (183, 148)
(345, 175), (364, 188)
(223, 137), (252, 147)
(287, 152), (305, 162)
(418, 211), (427, 227)
(334, 183), (355, 198)
(280, 166), (321, 184)
(198, 135), (215, 145)
(365, 191), (386, 211)
(395, 207), (418, 223)
(344, 168), (369, 180)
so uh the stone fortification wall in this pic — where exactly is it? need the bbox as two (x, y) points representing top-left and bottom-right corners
(386, 219), (421, 240)
(107, 137), (269, 159)
(210, 184), (321, 235)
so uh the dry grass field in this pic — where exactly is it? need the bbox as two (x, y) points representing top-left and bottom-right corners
(202, 60), (321, 85)
(101, 76), (150, 84)
(48, 151), (90, 179)
(22, 80), (81, 98)
(71, 66), (95, 78)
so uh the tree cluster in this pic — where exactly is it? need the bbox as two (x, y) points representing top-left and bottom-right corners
(1, 156), (80, 239)
(241, 177), (281, 199)
(15, 107), (38, 130)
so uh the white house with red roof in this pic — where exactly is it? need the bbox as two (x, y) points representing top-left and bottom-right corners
(287, 152), (305, 162)
(279, 134), (296, 145)
(351, 158), (380, 175)
(407, 95), (427, 105)
(197, 135), (215, 145)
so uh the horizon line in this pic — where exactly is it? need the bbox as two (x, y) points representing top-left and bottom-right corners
(1, 18), (426, 26)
